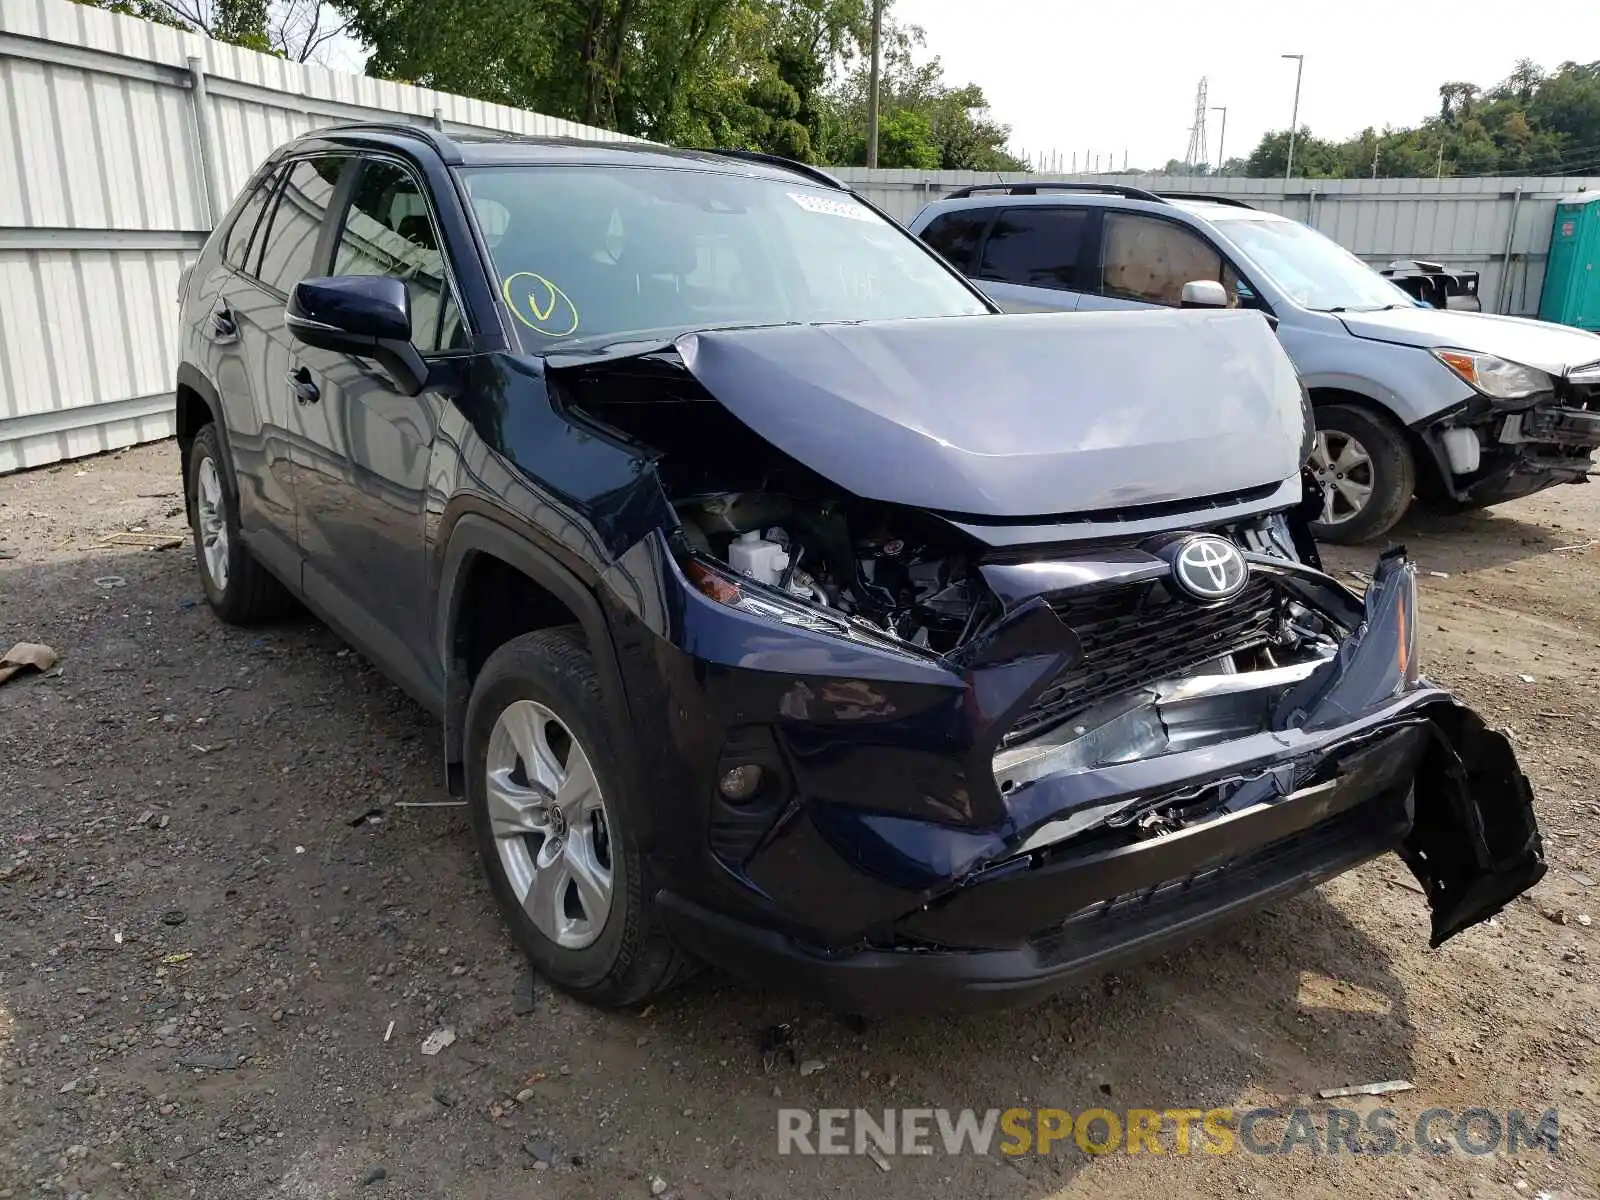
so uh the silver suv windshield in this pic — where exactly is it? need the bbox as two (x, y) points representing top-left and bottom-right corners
(460, 165), (989, 349)
(1214, 217), (1414, 313)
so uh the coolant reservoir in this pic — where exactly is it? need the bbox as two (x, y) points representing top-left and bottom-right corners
(727, 530), (790, 585)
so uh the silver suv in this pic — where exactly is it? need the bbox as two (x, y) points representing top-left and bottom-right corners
(909, 183), (1600, 542)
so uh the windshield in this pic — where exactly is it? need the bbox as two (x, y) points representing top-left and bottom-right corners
(1214, 217), (1413, 313)
(459, 165), (989, 349)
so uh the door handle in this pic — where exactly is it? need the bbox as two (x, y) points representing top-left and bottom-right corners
(209, 307), (238, 343)
(286, 366), (321, 406)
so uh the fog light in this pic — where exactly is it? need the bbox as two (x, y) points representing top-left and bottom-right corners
(718, 764), (763, 802)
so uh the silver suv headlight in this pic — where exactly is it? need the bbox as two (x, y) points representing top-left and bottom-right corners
(1432, 349), (1552, 400)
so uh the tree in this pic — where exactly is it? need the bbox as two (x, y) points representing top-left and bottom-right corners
(1239, 58), (1600, 178)
(73, 0), (348, 61)
(876, 108), (938, 167)
(819, 18), (1022, 169)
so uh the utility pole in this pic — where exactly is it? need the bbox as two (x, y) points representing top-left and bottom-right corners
(1372, 134), (1381, 178)
(865, 0), (883, 168)
(1436, 139), (1445, 179)
(1212, 105), (1227, 173)
(1282, 53), (1303, 180)
(1184, 77), (1209, 172)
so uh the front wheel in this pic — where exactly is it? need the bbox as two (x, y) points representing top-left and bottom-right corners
(465, 628), (691, 1008)
(1306, 403), (1416, 545)
(186, 424), (291, 623)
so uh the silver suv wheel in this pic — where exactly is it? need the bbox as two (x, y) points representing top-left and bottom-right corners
(1309, 428), (1374, 526)
(485, 699), (613, 950)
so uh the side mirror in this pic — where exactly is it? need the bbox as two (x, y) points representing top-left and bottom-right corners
(1180, 279), (1230, 309)
(286, 276), (427, 396)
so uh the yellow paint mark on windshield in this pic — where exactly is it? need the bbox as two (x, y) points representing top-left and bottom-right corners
(502, 271), (579, 338)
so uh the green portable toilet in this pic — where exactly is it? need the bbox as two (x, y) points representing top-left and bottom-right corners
(1540, 192), (1600, 330)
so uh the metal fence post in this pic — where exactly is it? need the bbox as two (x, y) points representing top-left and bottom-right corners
(187, 54), (223, 228)
(1497, 187), (1523, 314)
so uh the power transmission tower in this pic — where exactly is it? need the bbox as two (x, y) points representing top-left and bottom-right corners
(1184, 77), (1209, 171)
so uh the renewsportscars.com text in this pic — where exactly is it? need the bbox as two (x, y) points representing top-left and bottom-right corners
(777, 1106), (1560, 1158)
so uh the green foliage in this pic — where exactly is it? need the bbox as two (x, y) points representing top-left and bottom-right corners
(1241, 58), (1600, 178)
(335, 0), (1018, 167)
(72, 0), (192, 28)
(818, 18), (1022, 169)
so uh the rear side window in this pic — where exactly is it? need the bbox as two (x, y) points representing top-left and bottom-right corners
(1100, 213), (1228, 306)
(255, 156), (349, 295)
(977, 208), (1089, 290)
(333, 158), (466, 354)
(919, 210), (990, 274)
(223, 168), (279, 272)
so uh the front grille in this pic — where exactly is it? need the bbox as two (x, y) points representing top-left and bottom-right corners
(1005, 577), (1280, 745)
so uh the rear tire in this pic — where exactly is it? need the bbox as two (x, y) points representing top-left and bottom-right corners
(465, 627), (691, 1009)
(1307, 403), (1415, 545)
(187, 423), (291, 623)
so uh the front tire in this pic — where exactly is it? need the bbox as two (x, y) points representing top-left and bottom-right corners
(465, 628), (689, 1008)
(1307, 403), (1415, 545)
(187, 424), (291, 623)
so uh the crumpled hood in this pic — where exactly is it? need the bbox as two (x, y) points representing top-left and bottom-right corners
(674, 310), (1308, 519)
(1339, 307), (1600, 375)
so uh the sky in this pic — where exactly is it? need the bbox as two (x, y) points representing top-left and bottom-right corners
(893, 0), (1593, 170)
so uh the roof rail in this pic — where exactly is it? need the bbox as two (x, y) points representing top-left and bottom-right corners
(1157, 191), (1256, 209)
(703, 149), (846, 190)
(942, 181), (1165, 202)
(313, 121), (461, 163)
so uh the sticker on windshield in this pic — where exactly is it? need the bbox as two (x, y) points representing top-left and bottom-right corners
(787, 192), (875, 223)
(502, 271), (579, 338)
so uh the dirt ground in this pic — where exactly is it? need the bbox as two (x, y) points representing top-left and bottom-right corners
(1, 439), (1597, 1200)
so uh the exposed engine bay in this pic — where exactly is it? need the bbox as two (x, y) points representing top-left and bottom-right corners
(555, 348), (1347, 763)
(675, 489), (992, 652)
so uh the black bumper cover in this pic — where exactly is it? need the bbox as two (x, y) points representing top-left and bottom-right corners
(654, 554), (1545, 1014)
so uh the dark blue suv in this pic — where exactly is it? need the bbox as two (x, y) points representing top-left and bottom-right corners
(173, 124), (1545, 1012)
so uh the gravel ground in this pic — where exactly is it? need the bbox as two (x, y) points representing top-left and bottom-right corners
(2, 439), (1597, 1200)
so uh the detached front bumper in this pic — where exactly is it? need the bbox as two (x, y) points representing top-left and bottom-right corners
(1425, 398), (1600, 502)
(634, 550), (1545, 1014)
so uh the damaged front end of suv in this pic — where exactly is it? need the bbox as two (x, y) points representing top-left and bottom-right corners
(480, 305), (1545, 1014)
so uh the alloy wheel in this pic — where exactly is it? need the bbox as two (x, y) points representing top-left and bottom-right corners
(485, 699), (614, 950)
(196, 456), (230, 591)
(1308, 429), (1375, 526)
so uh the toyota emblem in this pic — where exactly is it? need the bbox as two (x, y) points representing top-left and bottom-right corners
(1171, 535), (1248, 601)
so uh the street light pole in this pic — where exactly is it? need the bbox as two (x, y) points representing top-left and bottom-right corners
(1282, 53), (1303, 180)
(1212, 105), (1227, 173)
(865, 0), (884, 168)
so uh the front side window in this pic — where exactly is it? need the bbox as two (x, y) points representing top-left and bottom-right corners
(1099, 213), (1230, 306)
(919, 210), (990, 274)
(1213, 217), (1414, 313)
(459, 166), (988, 350)
(978, 207), (1089, 291)
(334, 159), (466, 354)
(223, 167), (279, 272)
(255, 156), (348, 295)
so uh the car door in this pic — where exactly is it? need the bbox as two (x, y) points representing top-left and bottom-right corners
(287, 154), (470, 712)
(1076, 210), (1242, 313)
(222, 154), (352, 586)
(967, 206), (1092, 313)
(206, 165), (302, 577)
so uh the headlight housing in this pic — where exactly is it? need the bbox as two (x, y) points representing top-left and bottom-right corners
(682, 556), (932, 655)
(1432, 349), (1552, 400)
